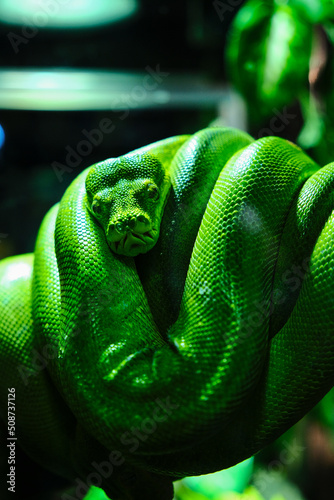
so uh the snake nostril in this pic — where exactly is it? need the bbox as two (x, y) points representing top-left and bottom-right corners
(137, 215), (149, 225)
(113, 216), (143, 234)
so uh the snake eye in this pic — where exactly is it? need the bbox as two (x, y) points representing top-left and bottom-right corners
(147, 183), (159, 201)
(91, 200), (102, 216)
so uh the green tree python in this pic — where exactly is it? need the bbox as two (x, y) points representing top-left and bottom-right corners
(0, 127), (334, 499)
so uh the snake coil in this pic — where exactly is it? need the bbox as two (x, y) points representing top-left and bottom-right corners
(0, 127), (333, 498)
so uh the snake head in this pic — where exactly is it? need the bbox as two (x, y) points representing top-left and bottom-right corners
(85, 153), (171, 257)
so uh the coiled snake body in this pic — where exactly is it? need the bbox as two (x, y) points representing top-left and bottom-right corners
(0, 127), (333, 498)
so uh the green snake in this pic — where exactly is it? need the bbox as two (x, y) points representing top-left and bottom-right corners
(0, 127), (334, 499)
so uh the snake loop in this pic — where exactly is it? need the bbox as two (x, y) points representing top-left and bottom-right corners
(0, 127), (333, 493)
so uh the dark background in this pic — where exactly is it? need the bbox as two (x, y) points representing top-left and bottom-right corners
(0, 0), (246, 258)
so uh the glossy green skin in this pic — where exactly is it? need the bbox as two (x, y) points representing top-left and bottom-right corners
(1, 127), (334, 499)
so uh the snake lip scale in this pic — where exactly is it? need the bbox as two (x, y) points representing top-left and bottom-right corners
(111, 229), (156, 255)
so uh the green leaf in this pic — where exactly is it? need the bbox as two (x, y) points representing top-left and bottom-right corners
(297, 92), (324, 149)
(181, 457), (254, 497)
(226, 0), (313, 125)
(83, 486), (111, 500)
(287, 0), (334, 24)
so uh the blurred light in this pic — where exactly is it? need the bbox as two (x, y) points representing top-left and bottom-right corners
(2, 258), (32, 284)
(177, 457), (254, 496)
(263, 8), (295, 97)
(0, 124), (5, 149)
(0, 68), (230, 112)
(0, 0), (138, 29)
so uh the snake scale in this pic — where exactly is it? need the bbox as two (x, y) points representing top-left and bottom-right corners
(0, 127), (333, 499)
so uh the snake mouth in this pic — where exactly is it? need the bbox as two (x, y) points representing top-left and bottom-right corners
(109, 229), (157, 256)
